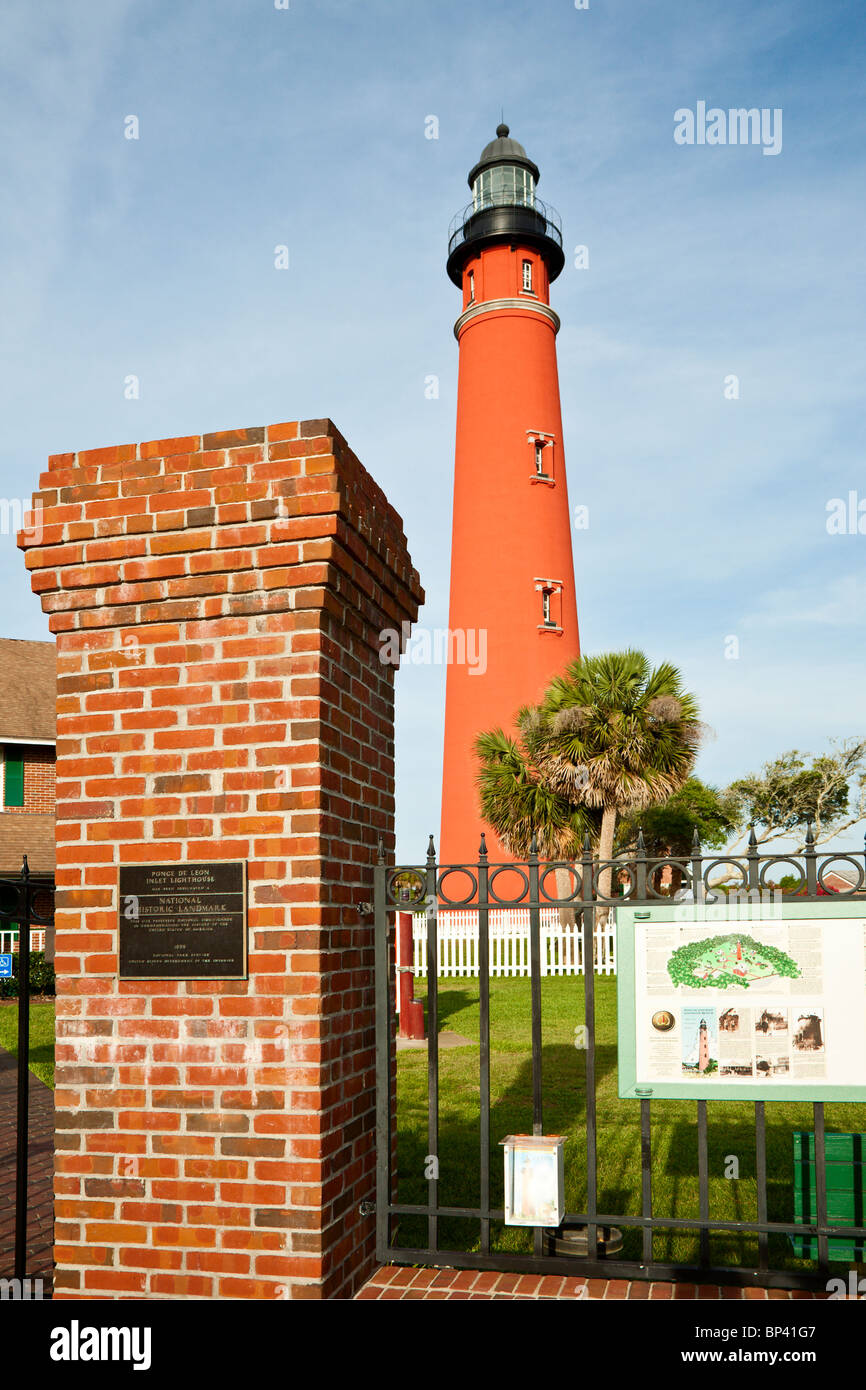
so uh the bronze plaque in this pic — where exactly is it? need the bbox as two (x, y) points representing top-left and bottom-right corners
(118, 861), (247, 980)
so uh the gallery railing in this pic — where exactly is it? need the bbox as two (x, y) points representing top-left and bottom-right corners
(447, 195), (563, 262)
(374, 826), (866, 1290)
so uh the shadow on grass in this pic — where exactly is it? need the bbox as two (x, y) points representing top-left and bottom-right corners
(394, 1042), (856, 1276)
(395, 1042), (643, 1259)
(432, 988), (478, 1032)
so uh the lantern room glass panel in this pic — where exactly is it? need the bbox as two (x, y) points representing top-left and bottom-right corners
(473, 165), (536, 211)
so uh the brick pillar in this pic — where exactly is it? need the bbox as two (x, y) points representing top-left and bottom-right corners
(20, 419), (422, 1300)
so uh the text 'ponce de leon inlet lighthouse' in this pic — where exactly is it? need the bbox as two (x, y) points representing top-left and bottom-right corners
(440, 125), (581, 865)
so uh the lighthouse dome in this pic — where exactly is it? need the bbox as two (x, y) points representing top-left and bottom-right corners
(468, 123), (540, 191)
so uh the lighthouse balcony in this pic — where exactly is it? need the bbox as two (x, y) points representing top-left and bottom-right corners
(446, 196), (564, 285)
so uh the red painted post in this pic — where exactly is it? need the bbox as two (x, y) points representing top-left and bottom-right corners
(397, 912), (425, 1040)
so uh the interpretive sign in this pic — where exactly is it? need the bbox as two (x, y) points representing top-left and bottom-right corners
(0, 954), (12, 978)
(118, 861), (247, 980)
(617, 900), (866, 1100)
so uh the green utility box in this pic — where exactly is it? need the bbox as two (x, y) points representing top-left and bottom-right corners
(790, 1131), (866, 1260)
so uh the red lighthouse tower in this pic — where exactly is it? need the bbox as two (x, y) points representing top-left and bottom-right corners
(440, 125), (581, 865)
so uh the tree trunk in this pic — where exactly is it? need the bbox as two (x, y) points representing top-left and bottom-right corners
(594, 804), (618, 950)
(554, 865), (577, 930)
(597, 805), (617, 905)
(668, 858), (683, 897)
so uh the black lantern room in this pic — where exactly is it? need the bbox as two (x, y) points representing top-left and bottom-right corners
(446, 124), (565, 287)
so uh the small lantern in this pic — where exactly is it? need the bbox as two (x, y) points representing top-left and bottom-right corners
(501, 1134), (565, 1227)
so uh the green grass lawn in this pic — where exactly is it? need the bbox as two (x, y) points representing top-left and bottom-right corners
(395, 975), (866, 1273)
(0, 1002), (55, 1087)
(1, 985), (862, 1278)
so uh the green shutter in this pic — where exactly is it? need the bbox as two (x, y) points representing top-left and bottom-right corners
(4, 749), (24, 807)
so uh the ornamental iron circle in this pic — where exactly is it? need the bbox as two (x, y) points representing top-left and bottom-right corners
(437, 867), (478, 907)
(817, 855), (865, 894)
(488, 865), (530, 906)
(387, 869), (426, 907)
(613, 864), (637, 898)
(0, 879), (24, 920)
(29, 883), (55, 924)
(539, 863), (583, 904)
(758, 857), (805, 892)
(703, 859), (748, 896)
(646, 860), (692, 900)
(593, 859), (625, 904)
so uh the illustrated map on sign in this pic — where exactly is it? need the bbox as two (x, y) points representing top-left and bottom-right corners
(666, 934), (802, 991)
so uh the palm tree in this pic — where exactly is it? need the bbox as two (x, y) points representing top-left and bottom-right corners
(475, 710), (599, 923)
(536, 650), (703, 905)
(475, 709), (598, 861)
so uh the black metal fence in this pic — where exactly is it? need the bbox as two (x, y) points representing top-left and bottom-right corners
(374, 828), (866, 1290)
(0, 860), (55, 1281)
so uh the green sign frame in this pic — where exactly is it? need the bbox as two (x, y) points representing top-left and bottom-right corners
(616, 899), (866, 1102)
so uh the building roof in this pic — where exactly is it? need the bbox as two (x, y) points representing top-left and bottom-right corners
(827, 865), (859, 883)
(0, 640), (56, 741)
(0, 813), (55, 873)
(467, 124), (541, 188)
(822, 866), (864, 891)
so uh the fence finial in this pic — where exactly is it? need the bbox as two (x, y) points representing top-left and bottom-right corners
(21, 854), (29, 880)
(748, 824), (758, 849)
(636, 827), (646, 854)
(376, 837), (385, 866)
(691, 828), (701, 853)
(805, 821), (815, 848)
(529, 832), (538, 858)
(426, 834), (436, 866)
(582, 831), (592, 855)
(478, 832), (488, 860)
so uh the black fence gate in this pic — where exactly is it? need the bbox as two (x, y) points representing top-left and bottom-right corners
(374, 829), (866, 1290)
(0, 859), (55, 1281)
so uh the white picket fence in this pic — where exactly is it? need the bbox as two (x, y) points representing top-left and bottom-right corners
(0, 928), (46, 954)
(411, 908), (616, 978)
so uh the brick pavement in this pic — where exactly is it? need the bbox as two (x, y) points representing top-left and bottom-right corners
(0, 1036), (54, 1289)
(355, 1264), (833, 1300)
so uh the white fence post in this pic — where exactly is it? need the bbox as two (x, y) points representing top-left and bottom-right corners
(410, 908), (615, 978)
(0, 928), (46, 955)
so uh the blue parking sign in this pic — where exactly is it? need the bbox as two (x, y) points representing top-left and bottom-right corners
(0, 955), (12, 978)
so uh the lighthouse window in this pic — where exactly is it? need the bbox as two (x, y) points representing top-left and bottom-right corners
(522, 260), (533, 293)
(475, 165), (535, 211)
(535, 579), (563, 630)
(528, 433), (555, 483)
(468, 270), (475, 303)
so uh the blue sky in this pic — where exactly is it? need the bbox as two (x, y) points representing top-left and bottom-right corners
(1, 0), (864, 861)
